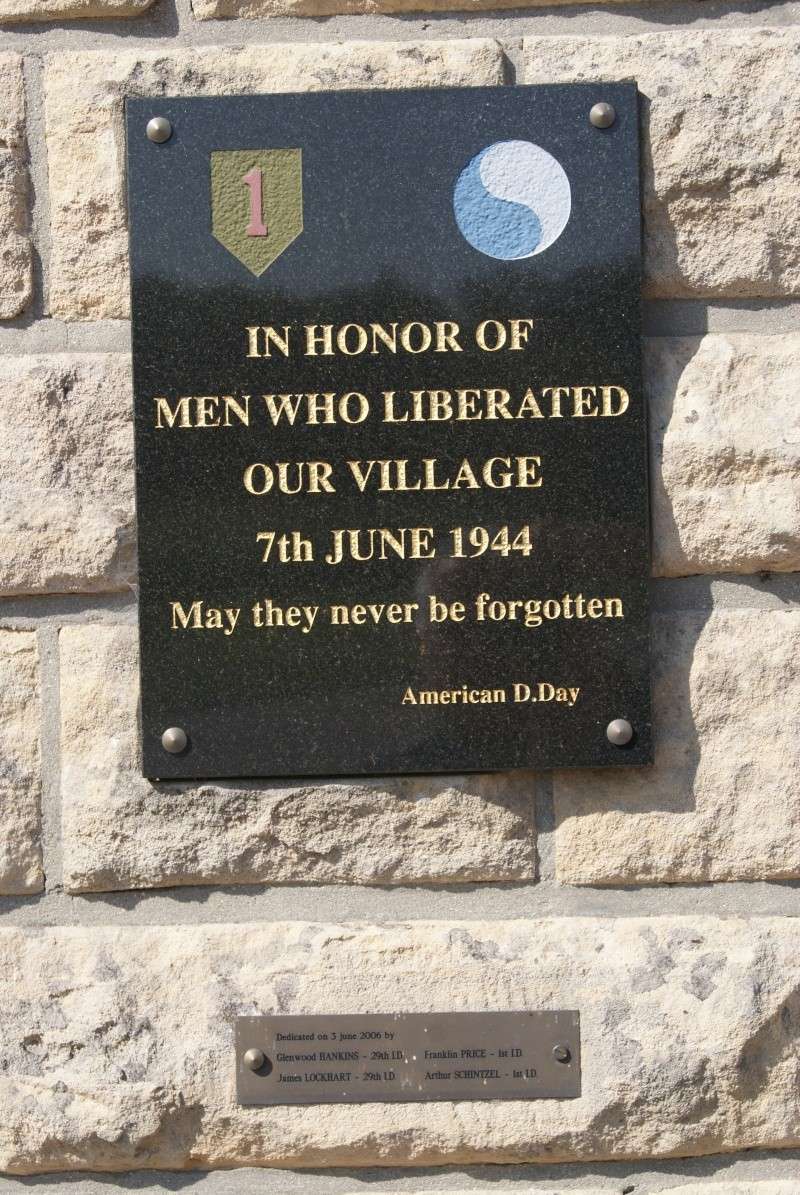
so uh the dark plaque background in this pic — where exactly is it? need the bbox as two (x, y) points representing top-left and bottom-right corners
(126, 84), (651, 779)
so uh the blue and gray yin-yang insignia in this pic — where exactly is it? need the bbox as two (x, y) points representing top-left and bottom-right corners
(453, 140), (572, 261)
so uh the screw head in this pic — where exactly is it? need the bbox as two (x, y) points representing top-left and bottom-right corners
(146, 116), (172, 144)
(606, 718), (634, 747)
(589, 102), (616, 129)
(553, 1043), (571, 1063)
(161, 726), (188, 754)
(243, 1047), (266, 1072)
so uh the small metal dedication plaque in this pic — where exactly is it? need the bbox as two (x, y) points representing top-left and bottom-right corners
(235, 1012), (581, 1105)
(126, 84), (651, 778)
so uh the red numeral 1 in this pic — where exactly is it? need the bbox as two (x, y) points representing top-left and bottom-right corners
(243, 167), (267, 237)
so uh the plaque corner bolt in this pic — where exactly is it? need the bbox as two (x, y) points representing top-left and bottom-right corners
(589, 102), (616, 129)
(146, 116), (172, 143)
(606, 718), (634, 747)
(161, 726), (188, 754)
(243, 1047), (266, 1072)
(552, 1044), (571, 1064)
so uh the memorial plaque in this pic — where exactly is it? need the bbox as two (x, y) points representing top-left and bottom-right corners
(126, 83), (651, 779)
(235, 1011), (581, 1105)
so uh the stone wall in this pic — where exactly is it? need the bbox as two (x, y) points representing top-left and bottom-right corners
(0, 0), (798, 1190)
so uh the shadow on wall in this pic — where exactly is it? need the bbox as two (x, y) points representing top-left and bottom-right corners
(552, 334), (718, 828)
(646, 328), (704, 583)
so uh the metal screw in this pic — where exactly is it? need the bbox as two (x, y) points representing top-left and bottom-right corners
(161, 726), (188, 754)
(146, 116), (172, 144)
(589, 102), (616, 129)
(553, 1044), (571, 1063)
(243, 1048), (266, 1072)
(606, 718), (634, 747)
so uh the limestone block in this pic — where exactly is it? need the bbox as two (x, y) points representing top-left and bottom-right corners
(1, 917), (800, 1170)
(524, 31), (800, 297)
(44, 41), (504, 321)
(661, 1185), (800, 1195)
(0, 0), (152, 18)
(348, 1189), (798, 1195)
(0, 632), (42, 894)
(193, 0), (654, 17)
(554, 610), (800, 884)
(649, 335), (800, 577)
(0, 355), (134, 595)
(0, 55), (31, 318)
(59, 624), (534, 891)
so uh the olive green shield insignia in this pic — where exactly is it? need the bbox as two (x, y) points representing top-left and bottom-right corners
(211, 149), (303, 276)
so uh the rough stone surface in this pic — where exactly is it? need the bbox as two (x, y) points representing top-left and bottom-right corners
(0, 355), (134, 595)
(1, 917), (800, 1171)
(524, 31), (800, 298)
(649, 335), (800, 577)
(659, 1186), (800, 1195)
(193, 0), (652, 17)
(59, 625), (535, 892)
(44, 41), (504, 321)
(0, 0), (152, 18)
(0, 55), (31, 319)
(345, 1189), (798, 1195)
(0, 632), (42, 895)
(554, 610), (800, 885)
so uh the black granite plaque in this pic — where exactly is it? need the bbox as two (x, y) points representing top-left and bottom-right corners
(235, 1011), (581, 1105)
(126, 83), (651, 779)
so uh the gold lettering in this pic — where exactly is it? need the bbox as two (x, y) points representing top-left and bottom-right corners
(222, 395), (249, 426)
(516, 389), (544, 418)
(517, 456), (543, 488)
(337, 323), (369, 356)
(457, 389), (482, 420)
(428, 390), (452, 421)
(370, 322), (398, 354)
(573, 386), (599, 417)
(485, 388), (512, 419)
(304, 324), (334, 356)
(305, 393), (337, 424)
(262, 393), (304, 425)
(382, 391), (406, 422)
(154, 395), (249, 428)
(307, 461), (335, 493)
(194, 397), (220, 427)
(243, 461), (335, 495)
(171, 600), (202, 629)
(483, 457), (512, 489)
(542, 386), (568, 417)
(347, 460), (378, 493)
(243, 463), (273, 495)
(246, 325), (291, 358)
(475, 319), (506, 351)
(435, 321), (462, 352)
(399, 321), (432, 353)
(508, 318), (534, 349)
(154, 396), (191, 428)
(601, 386), (629, 416)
